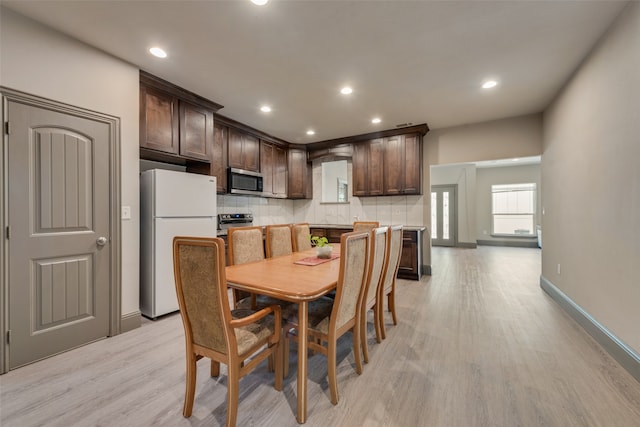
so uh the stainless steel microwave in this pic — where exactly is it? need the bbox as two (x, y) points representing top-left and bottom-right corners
(228, 168), (263, 196)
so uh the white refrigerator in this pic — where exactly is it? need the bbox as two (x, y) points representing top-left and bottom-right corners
(140, 169), (217, 319)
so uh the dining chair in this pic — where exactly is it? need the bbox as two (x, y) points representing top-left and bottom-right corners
(265, 224), (293, 258)
(291, 222), (312, 252)
(378, 224), (403, 339)
(353, 220), (380, 233)
(227, 226), (265, 308)
(284, 231), (370, 404)
(172, 236), (282, 427)
(360, 226), (388, 364)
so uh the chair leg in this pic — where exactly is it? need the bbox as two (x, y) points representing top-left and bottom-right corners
(353, 324), (363, 375)
(378, 297), (387, 340)
(274, 342), (283, 391)
(226, 363), (240, 427)
(373, 303), (383, 343)
(360, 309), (369, 364)
(211, 360), (220, 377)
(327, 338), (339, 405)
(283, 333), (290, 379)
(183, 351), (197, 417)
(389, 291), (398, 325)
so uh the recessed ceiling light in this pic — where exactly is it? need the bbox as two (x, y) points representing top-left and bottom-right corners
(251, 0), (269, 5)
(371, 117), (381, 124)
(149, 47), (167, 58)
(260, 105), (271, 113)
(306, 130), (315, 136)
(482, 80), (498, 89)
(340, 86), (353, 95)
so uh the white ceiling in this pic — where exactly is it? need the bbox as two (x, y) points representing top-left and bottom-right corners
(2, 0), (628, 144)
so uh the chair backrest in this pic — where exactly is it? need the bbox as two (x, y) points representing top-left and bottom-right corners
(353, 221), (380, 233)
(331, 231), (370, 331)
(363, 227), (388, 307)
(292, 223), (312, 252)
(380, 225), (403, 293)
(173, 236), (232, 355)
(265, 224), (293, 258)
(227, 226), (265, 265)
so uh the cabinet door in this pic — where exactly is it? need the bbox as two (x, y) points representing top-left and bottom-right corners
(273, 145), (288, 197)
(403, 133), (422, 194)
(383, 134), (404, 195)
(228, 128), (260, 172)
(288, 148), (309, 199)
(228, 128), (245, 170)
(243, 134), (260, 172)
(352, 142), (368, 197)
(368, 138), (385, 196)
(260, 141), (274, 197)
(179, 101), (213, 161)
(140, 85), (179, 155)
(212, 123), (228, 193)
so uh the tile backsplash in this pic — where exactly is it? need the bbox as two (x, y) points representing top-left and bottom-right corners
(217, 161), (425, 227)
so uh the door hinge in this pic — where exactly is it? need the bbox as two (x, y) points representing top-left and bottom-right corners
(4, 121), (10, 135)
(6, 330), (11, 344)
(5, 226), (9, 240)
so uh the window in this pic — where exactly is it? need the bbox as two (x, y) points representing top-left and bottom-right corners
(492, 183), (536, 236)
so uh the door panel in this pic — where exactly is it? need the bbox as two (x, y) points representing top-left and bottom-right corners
(431, 185), (457, 247)
(8, 100), (111, 369)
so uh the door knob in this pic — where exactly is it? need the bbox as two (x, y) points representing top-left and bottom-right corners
(96, 236), (108, 246)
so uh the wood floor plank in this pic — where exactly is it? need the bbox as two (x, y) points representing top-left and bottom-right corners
(1, 246), (639, 426)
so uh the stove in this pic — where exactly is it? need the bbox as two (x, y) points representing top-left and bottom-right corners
(217, 213), (254, 235)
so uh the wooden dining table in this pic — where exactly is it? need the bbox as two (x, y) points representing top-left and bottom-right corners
(225, 247), (341, 424)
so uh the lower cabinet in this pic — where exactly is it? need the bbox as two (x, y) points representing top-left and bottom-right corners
(397, 229), (422, 280)
(309, 225), (423, 280)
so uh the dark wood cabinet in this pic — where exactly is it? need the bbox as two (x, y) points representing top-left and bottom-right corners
(352, 139), (384, 196)
(308, 225), (423, 280)
(288, 147), (311, 199)
(260, 141), (288, 198)
(140, 85), (179, 155)
(211, 123), (228, 193)
(179, 100), (214, 162)
(384, 133), (422, 195)
(228, 128), (260, 172)
(139, 71), (222, 167)
(397, 229), (423, 280)
(353, 133), (423, 197)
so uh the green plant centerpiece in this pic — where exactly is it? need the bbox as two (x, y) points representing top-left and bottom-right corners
(310, 235), (333, 259)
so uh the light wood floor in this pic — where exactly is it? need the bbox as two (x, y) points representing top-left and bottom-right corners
(1, 246), (639, 426)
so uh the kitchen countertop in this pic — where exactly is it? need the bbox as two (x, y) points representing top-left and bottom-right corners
(217, 224), (427, 237)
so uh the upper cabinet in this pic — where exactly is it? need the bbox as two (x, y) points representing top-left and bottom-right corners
(352, 138), (385, 197)
(139, 71), (222, 166)
(228, 128), (260, 172)
(260, 141), (287, 198)
(288, 147), (311, 199)
(139, 85), (179, 155)
(383, 133), (422, 195)
(212, 123), (228, 193)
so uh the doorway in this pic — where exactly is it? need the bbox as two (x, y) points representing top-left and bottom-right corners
(1, 89), (121, 372)
(431, 185), (457, 246)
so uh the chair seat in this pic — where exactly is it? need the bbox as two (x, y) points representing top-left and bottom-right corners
(286, 296), (334, 335)
(230, 309), (277, 355)
(236, 295), (297, 322)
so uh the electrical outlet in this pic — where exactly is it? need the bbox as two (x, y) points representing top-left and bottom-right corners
(557, 263), (561, 275)
(121, 206), (131, 220)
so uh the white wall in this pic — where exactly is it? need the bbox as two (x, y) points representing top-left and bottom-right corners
(542, 2), (640, 353)
(1, 9), (141, 316)
(476, 164), (541, 244)
(425, 114), (543, 166)
(430, 163), (477, 244)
